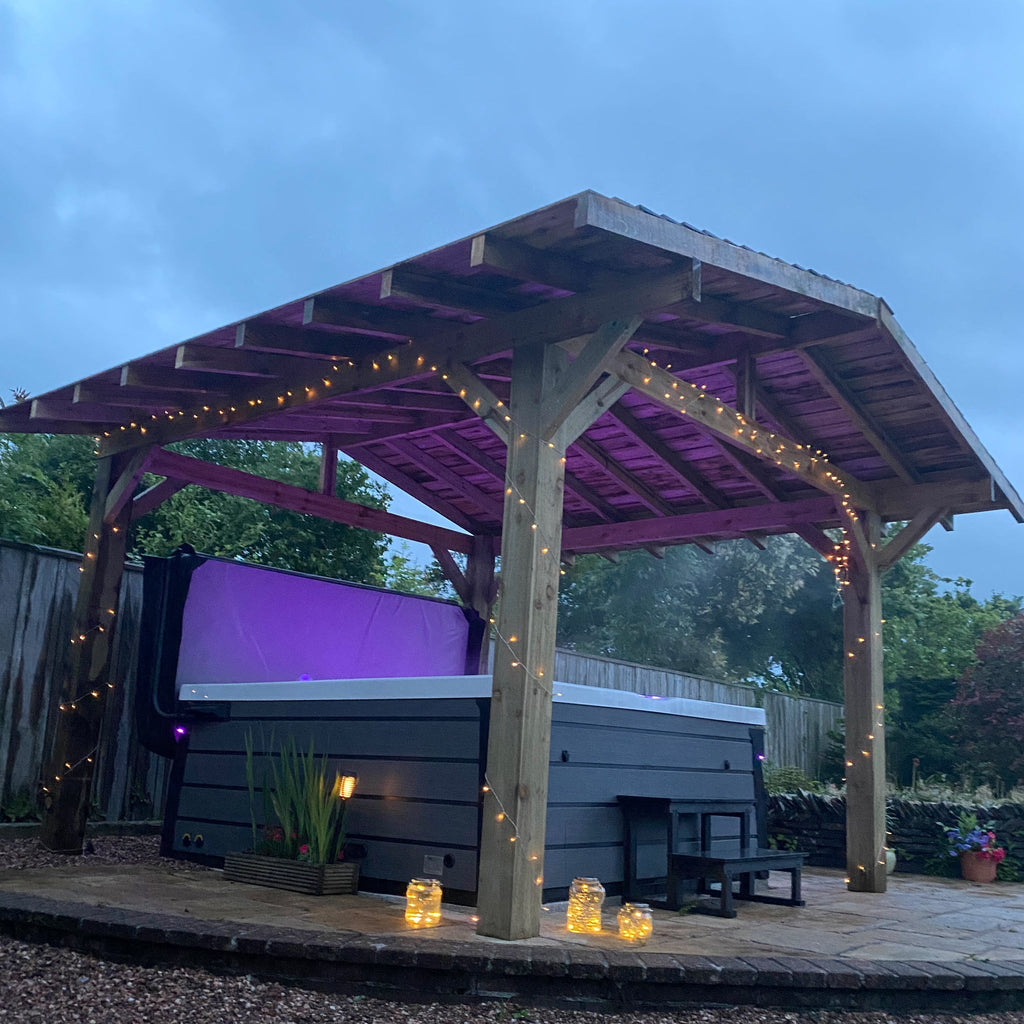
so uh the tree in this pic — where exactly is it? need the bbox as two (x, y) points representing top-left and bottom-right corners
(951, 613), (1024, 789)
(0, 433), (97, 551)
(133, 438), (390, 583)
(881, 546), (1021, 784)
(558, 531), (1020, 722)
(0, 433), (397, 586)
(557, 534), (844, 694)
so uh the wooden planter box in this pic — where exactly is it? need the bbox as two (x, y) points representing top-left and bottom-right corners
(223, 853), (360, 895)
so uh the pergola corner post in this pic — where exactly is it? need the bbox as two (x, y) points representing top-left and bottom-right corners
(466, 535), (498, 673)
(476, 342), (568, 940)
(841, 510), (887, 893)
(40, 451), (135, 853)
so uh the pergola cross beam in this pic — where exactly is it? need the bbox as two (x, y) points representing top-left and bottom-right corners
(611, 349), (876, 511)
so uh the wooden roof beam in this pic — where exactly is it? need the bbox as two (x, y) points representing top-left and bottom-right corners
(387, 438), (505, 520)
(144, 447), (475, 553)
(303, 294), (443, 337)
(381, 267), (527, 317)
(607, 405), (730, 508)
(131, 476), (187, 520)
(710, 437), (786, 502)
(347, 445), (483, 536)
(119, 363), (235, 394)
(30, 398), (135, 430)
(575, 192), (880, 320)
(560, 495), (841, 554)
(100, 266), (709, 454)
(799, 345), (921, 487)
(573, 437), (675, 517)
(103, 447), (153, 524)
(236, 322), (391, 360)
(610, 348), (877, 511)
(441, 362), (512, 443)
(175, 344), (335, 378)
(73, 384), (186, 411)
(878, 304), (1024, 522)
(542, 317), (642, 438)
(876, 507), (949, 571)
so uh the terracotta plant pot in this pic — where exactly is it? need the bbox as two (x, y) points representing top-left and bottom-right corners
(223, 852), (360, 895)
(960, 851), (998, 883)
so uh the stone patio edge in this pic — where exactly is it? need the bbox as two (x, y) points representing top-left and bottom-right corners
(1, 891), (1023, 1012)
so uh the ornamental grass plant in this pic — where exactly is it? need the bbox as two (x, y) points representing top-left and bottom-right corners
(243, 731), (350, 865)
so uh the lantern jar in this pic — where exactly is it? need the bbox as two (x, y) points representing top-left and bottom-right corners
(617, 902), (653, 944)
(566, 876), (605, 933)
(405, 877), (443, 927)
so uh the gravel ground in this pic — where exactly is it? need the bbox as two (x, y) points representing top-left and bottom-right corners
(2, 836), (1024, 1024)
(0, 834), (204, 871)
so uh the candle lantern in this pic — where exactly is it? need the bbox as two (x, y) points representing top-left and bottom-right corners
(566, 876), (605, 933)
(405, 877), (442, 927)
(617, 902), (653, 945)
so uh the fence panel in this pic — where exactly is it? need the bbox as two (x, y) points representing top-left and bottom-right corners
(0, 541), (167, 821)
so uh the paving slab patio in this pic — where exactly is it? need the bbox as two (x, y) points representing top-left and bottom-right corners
(0, 863), (1021, 962)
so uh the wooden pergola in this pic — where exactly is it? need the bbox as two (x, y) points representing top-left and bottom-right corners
(4, 192), (1020, 940)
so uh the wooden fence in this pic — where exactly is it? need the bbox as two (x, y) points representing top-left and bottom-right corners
(542, 649), (841, 774)
(0, 541), (166, 822)
(0, 540), (842, 821)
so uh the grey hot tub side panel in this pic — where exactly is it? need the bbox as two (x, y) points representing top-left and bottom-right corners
(168, 695), (762, 900)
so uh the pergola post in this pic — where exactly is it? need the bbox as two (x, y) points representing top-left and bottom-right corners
(476, 341), (567, 940)
(466, 535), (497, 672)
(40, 452), (133, 853)
(842, 511), (887, 892)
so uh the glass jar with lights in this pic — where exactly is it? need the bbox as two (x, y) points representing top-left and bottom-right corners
(405, 877), (442, 927)
(566, 876), (605, 933)
(617, 902), (653, 944)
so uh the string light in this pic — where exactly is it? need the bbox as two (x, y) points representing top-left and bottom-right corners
(96, 336), (884, 882)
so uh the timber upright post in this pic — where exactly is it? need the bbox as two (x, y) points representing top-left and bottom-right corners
(465, 534), (498, 672)
(40, 452), (134, 853)
(476, 341), (568, 940)
(841, 511), (887, 892)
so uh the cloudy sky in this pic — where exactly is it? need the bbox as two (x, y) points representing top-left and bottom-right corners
(2, 0), (1023, 596)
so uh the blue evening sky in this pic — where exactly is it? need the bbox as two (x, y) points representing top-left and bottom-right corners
(2, 1), (1023, 597)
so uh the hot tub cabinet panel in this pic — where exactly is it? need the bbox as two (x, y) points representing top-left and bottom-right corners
(165, 677), (766, 903)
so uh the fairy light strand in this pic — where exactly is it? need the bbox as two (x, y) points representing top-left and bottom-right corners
(91, 337), (885, 863)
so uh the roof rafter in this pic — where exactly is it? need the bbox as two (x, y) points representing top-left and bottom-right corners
(610, 348), (877, 511)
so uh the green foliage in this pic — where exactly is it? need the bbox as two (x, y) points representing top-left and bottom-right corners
(881, 549), (1019, 683)
(768, 831), (799, 851)
(248, 733), (350, 865)
(0, 786), (41, 822)
(558, 535), (843, 695)
(762, 763), (823, 795)
(0, 433), (405, 586)
(384, 542), (455, 598)
(0, 433), (96, 550)
(952, 613), (1024, 788)
(134, 439), (390, 583)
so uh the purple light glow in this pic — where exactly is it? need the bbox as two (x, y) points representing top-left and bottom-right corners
(174, 726), (187, 740)
(757, 754), (766, 761)
(175, 560), (470, 686)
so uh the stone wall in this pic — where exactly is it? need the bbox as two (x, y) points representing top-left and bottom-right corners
(767, 792), (1024, 874)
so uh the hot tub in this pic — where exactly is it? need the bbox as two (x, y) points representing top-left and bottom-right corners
(166, 675), (767, 902)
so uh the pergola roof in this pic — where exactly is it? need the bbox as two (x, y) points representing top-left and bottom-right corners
(5, 191), (1021, 555)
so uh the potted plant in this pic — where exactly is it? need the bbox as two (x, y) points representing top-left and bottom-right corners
(224, 733), (360, 896)
(939, 811), (1006, 883)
